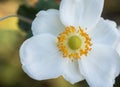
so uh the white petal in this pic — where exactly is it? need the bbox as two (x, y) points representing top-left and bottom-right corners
(61, 59), (84, 84)
(79, 44), (120, 87)
(20, 34), (63, 80)
(32, 9), (65, 36)
(60, 0), (104, 28)
(88, 18), (120, 48)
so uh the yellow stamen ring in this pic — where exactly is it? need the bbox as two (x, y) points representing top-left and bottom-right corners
(57, 26), (92, 60)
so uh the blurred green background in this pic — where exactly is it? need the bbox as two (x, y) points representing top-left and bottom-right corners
(0, 0), (120, 87)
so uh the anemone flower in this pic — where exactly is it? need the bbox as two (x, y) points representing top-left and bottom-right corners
(20, 0), (120, 87)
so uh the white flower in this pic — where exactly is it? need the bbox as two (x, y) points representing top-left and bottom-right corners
(20, 0), (120, 87)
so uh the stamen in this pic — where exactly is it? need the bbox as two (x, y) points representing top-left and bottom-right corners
(57, 26), (92, 61)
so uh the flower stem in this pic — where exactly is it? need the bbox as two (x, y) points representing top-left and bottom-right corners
(0, 14), (32, 24)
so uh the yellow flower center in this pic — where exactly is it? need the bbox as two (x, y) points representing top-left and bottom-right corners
(57, 26), (92, 61)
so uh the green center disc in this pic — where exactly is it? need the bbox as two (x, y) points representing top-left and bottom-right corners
(68, 36), (82, 50)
